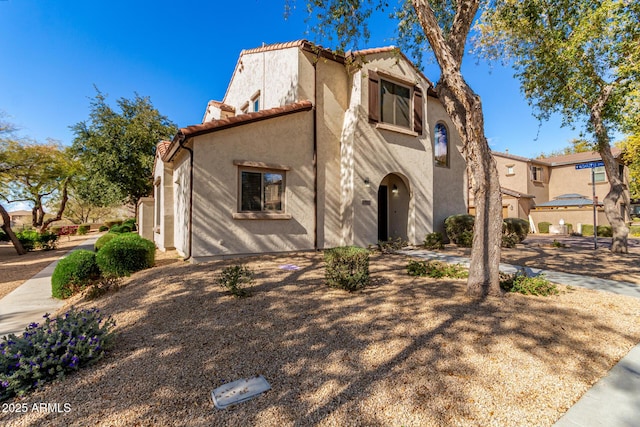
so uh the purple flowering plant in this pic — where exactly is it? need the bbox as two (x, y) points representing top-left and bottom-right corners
(0, 307), (115, 401)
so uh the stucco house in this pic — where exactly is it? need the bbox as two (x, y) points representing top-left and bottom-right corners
(469, 149), (630, 232)
(141, 40), (467, 262)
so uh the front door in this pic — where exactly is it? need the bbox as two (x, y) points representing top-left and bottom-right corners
(378, 185), (388, 242)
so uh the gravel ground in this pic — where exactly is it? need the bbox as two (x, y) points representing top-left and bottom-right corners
(2, 250), (640, 426)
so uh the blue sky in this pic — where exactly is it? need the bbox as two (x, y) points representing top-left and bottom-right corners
(0, 0), (598, 159)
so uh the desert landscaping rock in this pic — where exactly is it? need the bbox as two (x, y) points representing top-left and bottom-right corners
(2, 247), (640, 426)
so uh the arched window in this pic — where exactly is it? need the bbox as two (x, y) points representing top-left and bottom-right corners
(434, 123), (449, 167)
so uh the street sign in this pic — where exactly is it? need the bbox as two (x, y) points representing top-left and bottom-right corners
(575, 161), (604, 170)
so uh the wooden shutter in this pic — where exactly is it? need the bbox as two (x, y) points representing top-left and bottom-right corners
(368, 70), (379, 123)
(413, 87), (423, 134)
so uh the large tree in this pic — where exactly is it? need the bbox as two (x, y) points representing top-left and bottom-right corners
(1, 139), (75, 232)
(71, 90), (177, 217)
(477, 0), (640, 253)
(0, 119), (26, 254)
(291, 0), (504, 297)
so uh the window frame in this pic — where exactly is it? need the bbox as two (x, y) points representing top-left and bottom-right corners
(233, 160), (291, 220)
(380, 78), (412, 129)
(594, 166), (606, 183)
(506, 165), (515, 176)
(368, 70), (423, 135)
(251, 90), (261, 112)
(434, 122), (450, 168)
(531, 165), (544, 183)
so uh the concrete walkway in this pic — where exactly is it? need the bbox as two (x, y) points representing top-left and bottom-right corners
(0, 235), (100, 338)
(400, 248), (640, 427)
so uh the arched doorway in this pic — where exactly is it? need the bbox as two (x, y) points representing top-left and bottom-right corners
(378, 174), (410, 242)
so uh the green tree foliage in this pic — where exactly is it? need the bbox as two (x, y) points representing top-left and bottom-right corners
(477, 0), (640, 253)
(71, 90), (177, 216)
(290, 0), (504, 297)
(0, 138), (75, 232)
(538, 138), (595, 158)
(619, 132), (640, 200)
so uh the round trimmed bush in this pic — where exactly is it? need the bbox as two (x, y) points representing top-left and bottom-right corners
(98, 225), (109, 232)
(96, 234), (155, 277)
(109, 224), (132, 234)
(444, 214), (475, 247)
(538, 221), (551, 234)
(94, 232), (121, 252)
(77, 224), (90, 235)
(52, 250), (100, 299)
(503, 218), (529, 243)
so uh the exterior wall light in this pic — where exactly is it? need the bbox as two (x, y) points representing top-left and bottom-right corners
(392, 184), (399, 195)
(364, 177), (370, 187)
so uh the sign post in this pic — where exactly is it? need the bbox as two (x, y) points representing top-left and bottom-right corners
(575, 161), (604, 250)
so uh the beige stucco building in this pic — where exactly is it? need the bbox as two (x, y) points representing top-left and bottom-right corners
(142, 40), (467, 262)
(472, 149), (630, 232)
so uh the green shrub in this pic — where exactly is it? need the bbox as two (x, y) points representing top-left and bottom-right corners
(423, 232), (444, 250)
(37, 231), (59, 250)
(565, 223), (573, 234)
(503, 218), (529, 243)
(0, 307), (115, 400)
(324, 246), (370, 292)
(581, 224), (594, 236)
(16, 230), (38, 251)
(123, 218), (137, 232)
(96, 234), (155, 277)
(407, 260), (468, 279)
(538, 222), (551, 233)
(551, 239), (567, 248)
(51, 250), (100, 299)
(104, 220), (123, 228)
(377, 237), (407, 253)
(94, 232), (121, 252)
(77, 224), (90, 235)
(630, 225), (640, 236)
(109, 224), (132, 234)
(0, 230), (7, 242)
(217, 265), (254, 298)
(502, 232), (520, 248)
(500, 272), (558, 296)
(597, 225), (613, 237)
(98, 225), (109, 232)
(444, 214), (475, 247)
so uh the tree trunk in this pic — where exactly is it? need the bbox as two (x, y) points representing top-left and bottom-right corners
(40, 179), (70, 233)
(413, 0), (503, 297)
(600, 144), (629, 253)
(590, 88), (629, 253)
(0, 204), (26, 255)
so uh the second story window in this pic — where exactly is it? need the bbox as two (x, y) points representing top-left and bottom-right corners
(251, 91), (261, 112)
(506, 165), (515, 175)
(594, 166), (606, 183)
(531, 166), (543, 182)
(434, 123), (449, 167)
(381, 80), (410, 128)
(368, 70), (423, 134)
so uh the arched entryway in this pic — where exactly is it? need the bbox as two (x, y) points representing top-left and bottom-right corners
(378, 173), (410, 242)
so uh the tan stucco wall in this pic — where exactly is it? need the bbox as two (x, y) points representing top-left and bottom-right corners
(428, 96), (468, 233)
(189, 110), (315, 261)
(340, 54), (464, 247)
(152, 157), (175, 251)
(172, 150), (191, 257)
(530, 207), (609, 231)
(224, 47), (300, 111)
(548, 164), (612, 201)
(137, 197), (154, 241)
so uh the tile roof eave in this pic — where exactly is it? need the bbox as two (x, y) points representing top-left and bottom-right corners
(162, 100), (314, 162)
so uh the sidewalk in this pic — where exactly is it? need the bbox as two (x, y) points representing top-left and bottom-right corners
(0, 235), (100, 338)
(400, 249), (640, 427)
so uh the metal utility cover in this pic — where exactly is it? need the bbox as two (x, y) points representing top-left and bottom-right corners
(211, 375), (271, 409)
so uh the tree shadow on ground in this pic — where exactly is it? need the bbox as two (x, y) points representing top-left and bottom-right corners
(3, 252), (640, 426)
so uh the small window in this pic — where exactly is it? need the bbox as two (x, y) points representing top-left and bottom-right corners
(531, 166), (543, 182)
(240, 169), (284, 212)
(619, 164), (624, 179)
(434, 123), (449, 167)
(252, 95), (260, 112)
(594, 166), (606, 183)
(381, 79), (411, 128)
(506, 165), (515, 175)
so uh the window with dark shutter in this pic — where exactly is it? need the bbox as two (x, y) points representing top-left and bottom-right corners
(368, 71), (379, 123)
(413, 87), (423, 134)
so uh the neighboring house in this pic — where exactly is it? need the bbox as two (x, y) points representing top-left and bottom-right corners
(8, 210), (32, 228)
(470, 149), (629, 232)
(142, 40), (467, 262)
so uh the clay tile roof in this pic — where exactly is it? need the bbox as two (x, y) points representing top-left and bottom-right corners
(501, 187), (535, 199)
(350, 46), (397, 56)
(163, 101), (314, 162)
(208, 100), (235, 113)
(240, 40), (310, 55)
(156, 140), (171, 158)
